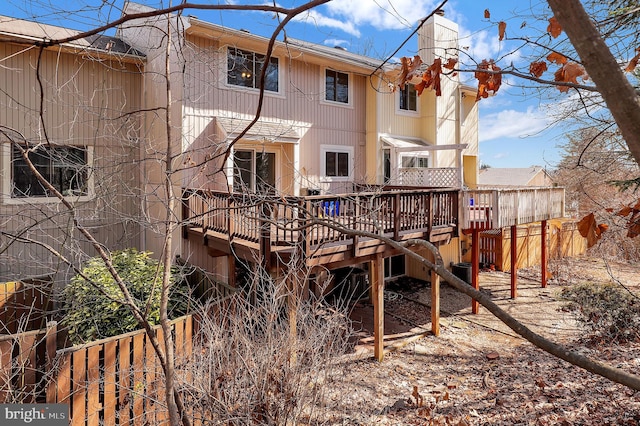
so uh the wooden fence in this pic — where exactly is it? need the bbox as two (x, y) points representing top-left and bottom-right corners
(479, 219), (587, 271)
(0, 277), (52, 334)
(0, 263), (236, 425)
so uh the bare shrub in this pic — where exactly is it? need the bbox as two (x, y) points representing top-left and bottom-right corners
(179, 267), (354, 425)
(560, 281), (640, 343)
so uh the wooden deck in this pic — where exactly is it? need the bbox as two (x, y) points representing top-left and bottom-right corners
(462, 187), (565, 231)
(182, 188), (459, 270)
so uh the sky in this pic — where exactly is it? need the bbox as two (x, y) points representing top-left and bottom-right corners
(0, 0), (574, 169)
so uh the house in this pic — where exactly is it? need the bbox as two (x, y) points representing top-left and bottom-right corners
(478, 166), (554, 188)
(0, 5), (566, 361)
(0, 16), (145, 281)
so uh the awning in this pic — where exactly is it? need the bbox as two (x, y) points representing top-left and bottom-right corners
(215, 117), (304, 143)
(381, 135), (430, 150)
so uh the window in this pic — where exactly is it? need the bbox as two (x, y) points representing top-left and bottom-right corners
(401, 155), (429, 168)
(233, 149), (276, 192)
(227, 47), (279, 92)
(325, 151), (349, 177)
(325, 70), (349, 103)
(399, 84), (417, 111)
(12, 145), (88, 198)
(321, 145), (353, 180)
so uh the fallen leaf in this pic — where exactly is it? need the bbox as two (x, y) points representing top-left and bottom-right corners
(486, 351), (500, 360)
(498, 21), (507, 41)
(547, 16), (562, 38)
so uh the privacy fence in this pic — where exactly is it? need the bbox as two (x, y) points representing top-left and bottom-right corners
(478, 219), (587, 271)
(0, 265), (235, 425)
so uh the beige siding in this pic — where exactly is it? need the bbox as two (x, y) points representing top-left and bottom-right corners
(0, 43), (143, 282)
(405, 238), (461, 281)
(181, 34), (367, 195)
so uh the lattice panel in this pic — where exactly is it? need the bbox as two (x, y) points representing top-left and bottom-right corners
(398, 168), (461, 188)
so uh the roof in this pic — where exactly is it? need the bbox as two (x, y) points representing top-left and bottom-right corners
(0, 15), (145, 58)
(478, 167), (552, 187)
(186, 17), (383, 74)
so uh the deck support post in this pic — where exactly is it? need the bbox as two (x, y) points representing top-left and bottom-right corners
(541, 220), (548, 288)
(511, 225), (518, 298)
(430, 244), (440, 336)
(370, 253), (385, 362)
(471, 229), (480, 314)
(227, 255), (236, 288)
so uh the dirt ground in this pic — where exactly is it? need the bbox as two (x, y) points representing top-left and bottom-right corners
(322, 257), (640, 425)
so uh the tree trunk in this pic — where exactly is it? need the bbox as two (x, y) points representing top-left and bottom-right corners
(547, 0), (640, 167)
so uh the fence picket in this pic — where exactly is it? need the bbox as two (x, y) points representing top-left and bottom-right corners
(103, 340), (117, 426)
(72, 347), (87, 426)
(118, 336), (132, 425)
(132, 333), (144, 426)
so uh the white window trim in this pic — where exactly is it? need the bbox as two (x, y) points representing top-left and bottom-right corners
(223, 46), (285, 98)
(320, 144), (354, 182)
(320, 68), (354, 109)
(396, 83), (419, 117)
(1, 142), (95, 205)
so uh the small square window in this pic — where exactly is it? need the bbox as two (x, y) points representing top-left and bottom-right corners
(325, 70), (349, 103)
(325, 151), (349, 177)
(227, 47), (279, 92)
(399, 84), (417, 111)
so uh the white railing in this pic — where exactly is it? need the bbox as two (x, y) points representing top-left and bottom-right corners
(397, 168), (461, 188)
(462, 187), (565, 230)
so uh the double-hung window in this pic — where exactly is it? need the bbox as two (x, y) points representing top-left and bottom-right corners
(12, 145), (88, 198)
(399, 83), (417, 112)
(227, 47), (279, 92)
(325, 70), (349, 104)
(321, 145), (353, 180)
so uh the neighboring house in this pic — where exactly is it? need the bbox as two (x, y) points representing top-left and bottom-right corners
(478, 166), (554, 188)
(0, 16), (145, 281)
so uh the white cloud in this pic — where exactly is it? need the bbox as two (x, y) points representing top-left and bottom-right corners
(323, 38), (349, 48)
(295, 0), (445, 37)
(295, 9), (361, 37)
(479, 106), (551, 142)
(325, 0), (441, 30)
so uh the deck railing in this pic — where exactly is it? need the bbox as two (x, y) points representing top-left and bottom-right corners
(462, 187), (565, 230)
(182, 188), (459, 258)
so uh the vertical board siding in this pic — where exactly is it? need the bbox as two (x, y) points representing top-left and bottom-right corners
(0, 43), (143, 281)
(182, 34), (367, 195)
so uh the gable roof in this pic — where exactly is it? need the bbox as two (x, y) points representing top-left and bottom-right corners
(0, 15), (145, 59)
(478, 167), (552, 187)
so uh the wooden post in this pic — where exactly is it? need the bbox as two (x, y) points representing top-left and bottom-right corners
(370, 254), (385, 362)
(511, 225), (518, 298)
(471, 229), (480, 314)
(430, 244), (440, 336)
(260, 202), (272, 271)
(541, 220), (548, 288)
(227, 255), (236, 288)
(45, 321), (58, 403)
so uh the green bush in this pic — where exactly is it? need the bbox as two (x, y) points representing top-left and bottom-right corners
(560, 281), (640, 343)
(62, 249), (192, 344)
